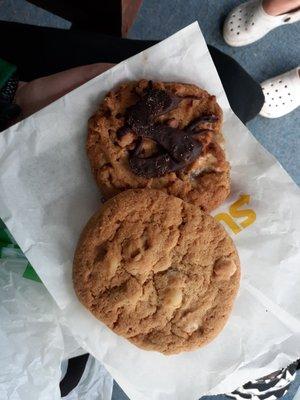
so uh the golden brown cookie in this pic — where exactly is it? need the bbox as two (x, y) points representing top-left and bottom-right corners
(73, 189), (240, 355)
(87, 80), (230, 212)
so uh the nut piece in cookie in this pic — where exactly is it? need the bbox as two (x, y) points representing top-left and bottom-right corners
(73, 189), (240, 355)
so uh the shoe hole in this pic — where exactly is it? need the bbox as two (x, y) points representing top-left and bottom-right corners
(230, 21), (233, 24)
(252, 22), (255, 25)
(285, 85), (288, 88)
(288, 93), (291, 95)
(272, 98), (274, 100)
(238, 25), (240, 28)
(237, 32), (240, 35)
(283, 103), (285, 105)
(233, 14), (236, 17)
(279, 80), (282, 83)
(245, 20), (248, 23)
(284, 17), (291, 22)
(279, 96), (282, 98)
(267, 92), (269, 95)
(275, 89), (278, 92)
(231, 28), (233, 31)
(276, 105), (278, 107)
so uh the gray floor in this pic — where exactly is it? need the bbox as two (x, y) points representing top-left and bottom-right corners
(0, 0), (70, 28)
(0, 1), (299, 399)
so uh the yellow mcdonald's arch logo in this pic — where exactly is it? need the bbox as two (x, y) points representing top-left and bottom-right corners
(215, 194), (256, 234)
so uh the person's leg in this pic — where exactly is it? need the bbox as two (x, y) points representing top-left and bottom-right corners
(122, 0), (144, 37)
(223, 0), (300, 47)
(209, 46), (264, 122)
(0, 22), (263, 123)
(27, 0), (143, 37)
(0, 22), (152, 80)
(263, 0), (300, 16)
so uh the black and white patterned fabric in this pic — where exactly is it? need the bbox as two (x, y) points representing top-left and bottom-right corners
(227, 362), (298, 400)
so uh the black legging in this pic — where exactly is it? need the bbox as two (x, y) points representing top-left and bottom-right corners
(0, 21), (264, 123)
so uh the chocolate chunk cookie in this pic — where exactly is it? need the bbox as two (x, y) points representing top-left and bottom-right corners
(87, 80), (230, 212)
(73, 189), (240, 355)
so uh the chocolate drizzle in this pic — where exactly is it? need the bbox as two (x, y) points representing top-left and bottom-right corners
(126, 85), (182, 135)
(117, 83), (218, 178)
(129, 153), (180, 178)
(185, 114), (218, 132)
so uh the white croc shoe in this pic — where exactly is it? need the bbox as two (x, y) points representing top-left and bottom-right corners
(260, 67), (300, 118)
(223, 0), (300, 47)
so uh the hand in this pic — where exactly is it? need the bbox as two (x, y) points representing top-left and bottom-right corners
(14, 63), (114, 120)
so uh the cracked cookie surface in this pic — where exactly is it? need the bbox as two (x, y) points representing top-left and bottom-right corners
(87, 80), (230, 212)
(73, 189), (240, 355)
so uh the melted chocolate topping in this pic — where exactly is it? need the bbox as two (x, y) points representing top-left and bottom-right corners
(126, 86), (181, 132)
(185, 114), (218, 131)
(117, 83), (218, 178)
(129, 153), (183, 178)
